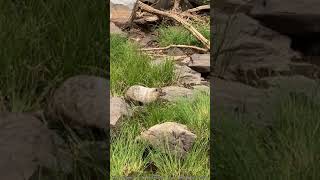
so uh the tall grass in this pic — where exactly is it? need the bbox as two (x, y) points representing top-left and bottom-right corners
(0, 0), (108, 112)
(111, 92), (210, 177)
(157, 21), (210, 48)
(110, 35), (175, 96)
(0, 0), (108, 179)
(213, 93), (320, 180)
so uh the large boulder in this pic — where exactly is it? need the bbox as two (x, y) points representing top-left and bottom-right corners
(110, 0), (135, 26)
(213, 11), (301, 86)
(250, 0), (320, 34)
(0, 113), (56, 180)
(45, 75), (109, 130)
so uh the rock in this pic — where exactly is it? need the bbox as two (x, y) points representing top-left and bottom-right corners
(175, 65), (204, 86)
(160, 86), (194, 102)
(139, 122), (197, 158)
(110, 97), (131, 127)
(288, 62), (320, 79)
(192, 85), (210, 93)
(0, 113), (56, 180)
(250, 0), (320, 34)
(125, 85), (162, 104)
(213, 11), (300, 85)
(110, 22), (125, 35)
(260, 75), (320, 96)
(110, 1), (135, 26)
(180, 56), (192, 65)
(214, 0), (253, 14)
(188, 53), (210, 73)
(45, 75), (109, 130)
(166, 47), (185, 56)
(212, 77), (273, 125)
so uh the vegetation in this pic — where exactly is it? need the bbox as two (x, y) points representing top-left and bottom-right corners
(157, 21), (210, 48)
(110, 20), (210, 178)
(110, 35), (175, 96)
(1, 0), (108, 179)
(0, 0), (107, 112)
(111, 92), (210, 177)
(214, 93), (320, 180)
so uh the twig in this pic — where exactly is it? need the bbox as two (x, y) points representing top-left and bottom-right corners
(141, 44), (208, 53)
(137, 1), (210, 50)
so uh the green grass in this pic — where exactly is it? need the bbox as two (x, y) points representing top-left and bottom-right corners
(110, 34), (175, 96)
(0, 0), (108, 179)
(214, 93), (320, 180)
(0, 0), (107, 112)
(157, 21), (210, 48)
(111, 92), (210, 178)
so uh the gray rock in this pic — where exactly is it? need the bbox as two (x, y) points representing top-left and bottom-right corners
(213, 11), (300, 85)
(139, 122), (197, 158)
(260, 75), (320, 96)
(0, 113), (56, 180)
(250, 0), (320, 34)
(188, 53), (210, 73)
(160, 86), (194, 102)
(110, 97), (131, 127)
(212, 77), (273, 125)
(166, 47), (185, 56)
(175, 65), (204, 86)
(45, 75), (109, 130)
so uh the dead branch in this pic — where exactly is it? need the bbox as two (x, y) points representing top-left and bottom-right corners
(184, 5), (210, 13)
(137, 1), (210, 50)
(140, 44), (208, 53)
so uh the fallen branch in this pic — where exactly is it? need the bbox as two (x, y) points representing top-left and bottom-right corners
(137, 1), (210, 50)
(141, 44), (208, 53)
(184, 5), (210, 13)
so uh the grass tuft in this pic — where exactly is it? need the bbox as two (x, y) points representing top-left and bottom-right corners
(157, 21), (210, 48)
(110, 35), (175, 96)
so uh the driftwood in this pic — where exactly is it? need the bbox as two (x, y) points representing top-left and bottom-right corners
(137, 1), (210, 50)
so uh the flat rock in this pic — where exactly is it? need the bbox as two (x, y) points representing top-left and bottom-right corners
(160, 86), (194, 102)
(45, 75), (109, 130)
(110, 97), (131, 127)
(175, 65), (204, 86)
(188, 53), (210, 73)
(0, 113), (55, 180)
(139, 122), (197, 158)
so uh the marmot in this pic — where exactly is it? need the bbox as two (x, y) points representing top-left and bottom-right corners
(125, 85), (164, 104)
